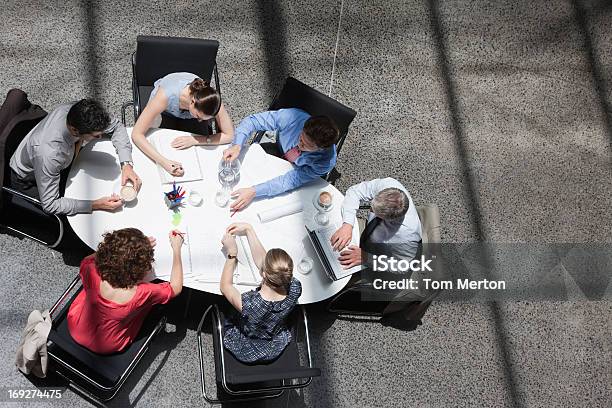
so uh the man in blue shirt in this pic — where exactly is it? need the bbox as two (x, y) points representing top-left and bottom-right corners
(223, 108), (339, 210)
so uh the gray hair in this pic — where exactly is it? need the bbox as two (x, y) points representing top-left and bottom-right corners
(371, 188), (409, 220)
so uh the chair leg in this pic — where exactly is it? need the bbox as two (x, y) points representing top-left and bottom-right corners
(121, 101), (134, 126)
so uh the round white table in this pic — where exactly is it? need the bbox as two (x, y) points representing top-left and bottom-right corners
(65, 128), (357, 304)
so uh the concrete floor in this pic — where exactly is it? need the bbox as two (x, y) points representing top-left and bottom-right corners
(1, 0), (611, 407)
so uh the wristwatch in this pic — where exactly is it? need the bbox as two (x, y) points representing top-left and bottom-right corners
(120, 161), (134, 168)
(227, 253), (237, 260)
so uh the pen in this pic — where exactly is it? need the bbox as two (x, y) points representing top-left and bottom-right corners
(230, 209), (238, 217)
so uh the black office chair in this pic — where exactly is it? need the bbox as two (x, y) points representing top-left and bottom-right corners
(196, 304), (320, 404)
(46, 275), (167, 403)
(0, 89), (64, 247)
(252, 77), (357, 184)
(122, 35), (221, 136)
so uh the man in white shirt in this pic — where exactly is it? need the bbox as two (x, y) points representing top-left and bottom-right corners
(330, 177), (422, 268)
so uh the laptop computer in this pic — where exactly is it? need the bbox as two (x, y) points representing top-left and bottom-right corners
(306, 225), (365, 281)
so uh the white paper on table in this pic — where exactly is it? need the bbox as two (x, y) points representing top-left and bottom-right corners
(238, 146), (276, 187)
(152, 132), (203, 184)
(257, 201), (303, 223)
(186, 225), (225, 283)
(235, 235), (261, 285)
(154, 239), (194, 279)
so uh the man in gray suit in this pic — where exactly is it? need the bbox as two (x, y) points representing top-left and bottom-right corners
(9, 99), (141, 215)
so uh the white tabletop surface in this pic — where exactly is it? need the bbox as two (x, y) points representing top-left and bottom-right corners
(65, 128), (357, 304)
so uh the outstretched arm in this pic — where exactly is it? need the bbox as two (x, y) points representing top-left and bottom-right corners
(168, 230), (184, 296)
(170, 103), (235, 148)
(212, 103), (234, 144)
(106, 118), (132, 163)
(131, 89), (183, 176)
(244, 227), (267, 270)
(220, 233), (242, 312)
(226, 223), (267, 270)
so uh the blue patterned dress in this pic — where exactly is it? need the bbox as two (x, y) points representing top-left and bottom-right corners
(223, 278), (302, 363)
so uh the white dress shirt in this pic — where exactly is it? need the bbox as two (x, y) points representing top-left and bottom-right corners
(342, 177), (422, 259)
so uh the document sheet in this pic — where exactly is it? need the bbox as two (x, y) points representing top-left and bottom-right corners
(152, 132), (203, 184)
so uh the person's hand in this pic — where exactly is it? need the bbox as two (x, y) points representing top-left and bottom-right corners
(226, 222), (253, 235)
(161, 159), (185, 177)
(121, 164), (142, 191)
(171, 135), (198, 150)
(230, 187), (256, 210)
(330, 223), (353, 251)
(148, 236), (157, 248)
(92, 194), (123, 211)
(223, 145), (241, 161)
(221, 233), (238, 255)
(169, 230), (184, 252)
(338, 245), (362, 269)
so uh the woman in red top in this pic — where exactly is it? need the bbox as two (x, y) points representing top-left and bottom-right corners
(67, 228), (184, 354)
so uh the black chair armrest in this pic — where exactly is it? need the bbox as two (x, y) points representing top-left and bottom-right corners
(121, 101), (134, 126)
(49, 275), (82, 318)
(196, 305), (222, 404)
(251, 130), (267, 145)
(298, 306), (314, 369)
(227, 367), (321, 385)
(2, 186), (43, 206)
(2, 186), (65, 247)
(324, 167), (341, 185)
(213, 64), (221, 97)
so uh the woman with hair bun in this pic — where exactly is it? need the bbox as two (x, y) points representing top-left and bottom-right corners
(67, 228), (184, 354)
(220, 222), (302, 363)
(131, 72), (234, 177)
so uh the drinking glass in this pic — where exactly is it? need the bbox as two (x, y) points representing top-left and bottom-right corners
(298, 257), (314, 274)
(314, 210), (330, 226)
(218, 158), (241, 187)
(215, 185), (231, 207)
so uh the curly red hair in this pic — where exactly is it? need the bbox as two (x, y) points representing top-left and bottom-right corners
(95, 228), (154, 288)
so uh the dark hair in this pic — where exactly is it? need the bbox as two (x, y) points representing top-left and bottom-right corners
(95, 228), (154, 288)
(303, 116), (339, 148)
(189, 78), (221, 117)
(67, 99), (111, 135)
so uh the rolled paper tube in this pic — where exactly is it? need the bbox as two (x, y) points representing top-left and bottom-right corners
(257, 201), (303, 223)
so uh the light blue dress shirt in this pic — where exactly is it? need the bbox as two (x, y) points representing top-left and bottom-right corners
(149, 72), (198, 119)
(233, 108), (337, 198)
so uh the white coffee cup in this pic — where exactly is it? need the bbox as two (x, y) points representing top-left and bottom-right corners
(298, 257), (314, 274)
(120, 182), (137, 202)
(189, 190), (203, 206)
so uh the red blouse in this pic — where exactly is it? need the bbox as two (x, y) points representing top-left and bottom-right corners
(67, 256), (173, 354)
